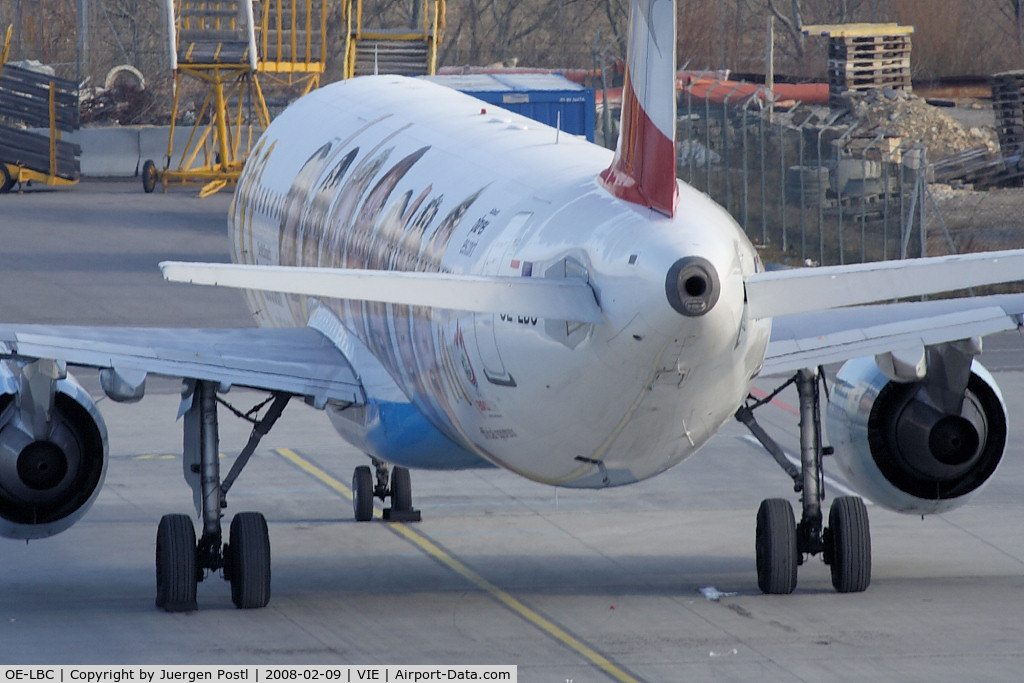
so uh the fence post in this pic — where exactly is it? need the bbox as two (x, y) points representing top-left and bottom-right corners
(740, 94), (758, 233)
(860, 133), (884, 262)
(704, 80), (725, 195)
(834, 125), (859, 265)
(792, 103), (813, 261)
(816, 110), (844, 265)
(775, 93), (789, 253)
(679, 70), (711, 185)
(723, 83), (744, 215)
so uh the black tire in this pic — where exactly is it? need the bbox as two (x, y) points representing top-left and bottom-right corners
(827, 496), (871, 593)
(155, 514), (198, 612)
(0, 164), (13, 194)
(755, 498), (798, 595)
(228, 512), (271, 609)
(353, 465), (374, 522)
(142, 159), (158, 193)
(391, 466), (412, 511)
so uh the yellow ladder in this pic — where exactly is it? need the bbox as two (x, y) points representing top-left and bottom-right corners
(255, 0), (328, 94)
(343, 0), (445, 78)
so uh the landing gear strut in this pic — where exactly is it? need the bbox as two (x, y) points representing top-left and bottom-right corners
(738, 367), (871, 594)
(154, 381), (290, 611)
(351, 457), (420, 522)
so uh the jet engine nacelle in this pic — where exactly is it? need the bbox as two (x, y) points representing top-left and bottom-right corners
(825, 356), (1006, 515)
(0, 360), (108, 539)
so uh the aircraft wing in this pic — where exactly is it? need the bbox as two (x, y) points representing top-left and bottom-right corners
(0, 324), (365, 407)
(763, 293), (1024, 376)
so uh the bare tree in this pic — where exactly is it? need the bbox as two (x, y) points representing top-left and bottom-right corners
(995, 0), (1024, 53)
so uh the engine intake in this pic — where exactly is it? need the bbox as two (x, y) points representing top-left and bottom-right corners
(826, 357), (1006, 515)
(0, 361), (108, 539)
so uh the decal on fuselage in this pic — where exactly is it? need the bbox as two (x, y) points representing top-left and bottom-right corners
(236, 118), (520, 456)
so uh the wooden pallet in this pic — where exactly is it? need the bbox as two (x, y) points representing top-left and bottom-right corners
(828, 35), (912, 60)
(989, 71), (1024, 157)
(805, 23), (914, 107)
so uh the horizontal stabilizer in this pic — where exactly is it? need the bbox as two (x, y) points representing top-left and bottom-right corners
(745, 250), (1024, 320)
(161, 262), (603, 324)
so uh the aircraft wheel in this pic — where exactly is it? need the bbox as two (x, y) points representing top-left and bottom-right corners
(353, 465), (374, 521)
(227, 512), (271, 609)
(755, 498), (798, 595)
(142, 159), (158, 193)
(155, 514), (198, 612)
(391, 466), (412, 511)
(826, 496), (871, 593)
(0, 164), (13, 193)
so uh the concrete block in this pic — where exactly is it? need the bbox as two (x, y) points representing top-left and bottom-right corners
(66, 127), (142, 177)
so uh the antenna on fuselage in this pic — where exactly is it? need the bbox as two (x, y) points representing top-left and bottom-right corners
(598, 0), (678, 217)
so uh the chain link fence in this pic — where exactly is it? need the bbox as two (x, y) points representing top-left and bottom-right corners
(677, 82), (1024, 268)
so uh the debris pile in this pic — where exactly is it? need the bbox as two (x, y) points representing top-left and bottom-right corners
(79, 65), (158, 125)
(80, 83), (158, 125)
(838, 88), (997, 161)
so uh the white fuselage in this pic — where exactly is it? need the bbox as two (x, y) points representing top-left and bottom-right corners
(229, 76), (771, 487)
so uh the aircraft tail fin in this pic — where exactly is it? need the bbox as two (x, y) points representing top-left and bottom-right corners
(599, 0), (678, 217)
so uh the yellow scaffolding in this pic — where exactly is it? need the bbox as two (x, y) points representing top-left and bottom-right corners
(343, 0), (445, 79)
(145, 0), (327, 196)
(258, 0), (328, 94)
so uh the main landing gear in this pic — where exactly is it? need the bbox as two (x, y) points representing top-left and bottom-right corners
(351, 458), (421, 522)
(155, 381), (290, 611)
(737, 367), (871, 595)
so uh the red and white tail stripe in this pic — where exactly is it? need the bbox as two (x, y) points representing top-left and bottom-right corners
(599, 0), (678, 217)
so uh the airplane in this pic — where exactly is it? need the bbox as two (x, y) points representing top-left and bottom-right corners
(3, 0), (1024, 611)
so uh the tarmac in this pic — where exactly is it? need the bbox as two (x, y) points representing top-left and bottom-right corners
(2, 180), (1024, 680)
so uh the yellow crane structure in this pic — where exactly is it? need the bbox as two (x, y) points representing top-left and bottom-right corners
(144, 0), (328, 196)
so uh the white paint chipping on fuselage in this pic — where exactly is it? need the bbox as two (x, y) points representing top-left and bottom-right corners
(229, 75), (771, 488)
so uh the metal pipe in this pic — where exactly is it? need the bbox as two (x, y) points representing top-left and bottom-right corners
(243, 0), (258, 73)
(165, 0), (177, 71)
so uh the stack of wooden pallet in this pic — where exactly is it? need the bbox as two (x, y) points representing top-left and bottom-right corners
(990, 71), (1024, 162)
(803, 23), (914, 108)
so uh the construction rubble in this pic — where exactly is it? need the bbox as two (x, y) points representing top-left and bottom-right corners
(839, 88), (998, 160)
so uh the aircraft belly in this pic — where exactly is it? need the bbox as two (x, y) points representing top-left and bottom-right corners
(327, 399), (493, 470)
